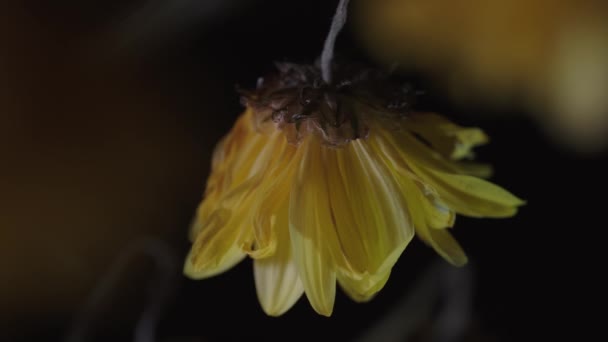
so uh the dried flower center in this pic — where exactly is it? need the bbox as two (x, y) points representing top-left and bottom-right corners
(241, 62), (417, 147)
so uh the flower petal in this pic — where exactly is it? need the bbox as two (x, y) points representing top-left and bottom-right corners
(382, 129), (525, 217)
(337, 268), (391, 303)
(190, 110), (270, 239)
(370, 135), (468, 266)
(246, 137), (297, 259)
(254, 205), (304, 316)
(184, 208), (248, 279)
(186, 167), (267, 278)
(187, 110), (297, 277)
(418, 167), (525, 218)
(422, 228), (468, 267)
(289, 139), (337, 316)
(390, 120), (493, 178)
(405, 112), (489, 160)
(368, 133), (454, 228)
(324, 139), (414, 281)
(421, 195), (456, 229)
(400, 178), (468, 266)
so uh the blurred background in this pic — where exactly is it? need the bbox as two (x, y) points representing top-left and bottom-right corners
(1, 0), (605, 341)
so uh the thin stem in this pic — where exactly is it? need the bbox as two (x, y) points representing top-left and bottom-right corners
(321, 0), (350, 83)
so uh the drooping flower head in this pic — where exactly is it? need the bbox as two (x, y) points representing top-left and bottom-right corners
(184, 62), (524, 316)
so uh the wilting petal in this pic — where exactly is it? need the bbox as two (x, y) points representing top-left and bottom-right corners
(254, 205), (304, 316)
(421, 195), (456, 229)
(190, 110), (270, 239)
(184, 208), (248, 279)
(371, 134), (467, 266)
(324, 139), (414, 283)
(245, 137), (297, 259)
(337, 268), (391, 302)
(381, 129), (524, 217)
(398, 175), (468, 266)
(416, 167), (524, 218)
(422, 228), (468, 267)
(405, 112), (489, 160)
(390, 125), (493, 178)
(187, 174), (261, 276)
(289, 139), (337, 316)
(452, 162), (494, 179)
(187, 113), (294, 278)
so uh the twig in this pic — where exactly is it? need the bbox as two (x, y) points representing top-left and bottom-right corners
(320, 0), (350, 83)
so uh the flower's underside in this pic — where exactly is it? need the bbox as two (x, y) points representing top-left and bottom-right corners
(185, 63), (524, 316)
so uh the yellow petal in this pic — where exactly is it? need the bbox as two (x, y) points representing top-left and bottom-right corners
(289, 139), (337, 316)
(421, 195), (456, 229)
(405, 112), (489, 160)
(254, 204), (304, 316)
(187, 172), (261, 276)
(337, 268), (391, 303)
(452, 162), (494, 179)
(418, 167), (524, 218)
(246, 137), (297, 259)
(190, 110), (270, 239)
(381, 129), (524, 217)
(187, 110), (295, 276)
(324, 139), (414, 280)
(386, 120), (493, 178)
(184, 208), (247, 279)
(422, 228), (468, 267)
(369, 136), (456, 229)
(401, 178), (468, 266)
(371, 136), (468, 266)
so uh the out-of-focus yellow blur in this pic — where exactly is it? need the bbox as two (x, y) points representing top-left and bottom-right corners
(354, 0), (608, 152)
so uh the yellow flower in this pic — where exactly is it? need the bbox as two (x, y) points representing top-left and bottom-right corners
(184, 63), (524, 316)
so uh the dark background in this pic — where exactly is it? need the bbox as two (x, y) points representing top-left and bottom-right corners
(1, 0), (603, 341)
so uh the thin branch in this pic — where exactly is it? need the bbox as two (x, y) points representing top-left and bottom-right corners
(320, 0), (350, 83)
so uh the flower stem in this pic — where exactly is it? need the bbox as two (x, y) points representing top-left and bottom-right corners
(321, 0), (350, 84)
